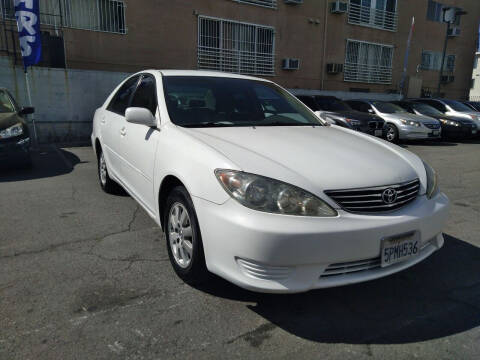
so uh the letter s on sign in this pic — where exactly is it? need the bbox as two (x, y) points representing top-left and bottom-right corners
(19, 35), (34, 57)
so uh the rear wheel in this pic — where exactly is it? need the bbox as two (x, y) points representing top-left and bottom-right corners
(385, 124), (399, 143)
(164, 186), (208, 284)
(97, 148), (118, 194)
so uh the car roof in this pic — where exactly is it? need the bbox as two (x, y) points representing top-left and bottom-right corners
(147, 69), (270, 83)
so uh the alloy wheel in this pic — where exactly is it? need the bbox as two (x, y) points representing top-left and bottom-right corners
(168, 202), (194, 268)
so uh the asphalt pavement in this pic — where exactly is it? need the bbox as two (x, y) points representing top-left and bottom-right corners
(0, 140), (479, 360)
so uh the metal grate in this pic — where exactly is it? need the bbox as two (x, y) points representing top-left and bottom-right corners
(348, 1), (398, 31)
(325, 179), (420, 213)
(198, 16), (275, 76)
(237, 258), (292, 280)
(320, 257), (381, 277)
(0, 0), (127, 34)
(233, 0), (277, 9)
(344, 39), (393, 84)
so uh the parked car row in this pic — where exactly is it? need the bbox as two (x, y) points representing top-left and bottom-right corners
(297, 95), (479, 143)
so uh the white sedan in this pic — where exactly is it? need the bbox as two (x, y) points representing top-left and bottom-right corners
(91, 70), (450, 293)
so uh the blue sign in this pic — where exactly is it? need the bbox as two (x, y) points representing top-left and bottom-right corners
(15, 0), (42, 69)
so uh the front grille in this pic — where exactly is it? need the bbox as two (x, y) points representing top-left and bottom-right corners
(320, 257), (381, 277)
(325, 178), (420, 213)
(369, 121), (384, 129)
(424, 123), (441, 130)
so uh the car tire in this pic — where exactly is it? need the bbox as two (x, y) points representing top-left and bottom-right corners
(97, 148), (119, 194)
(385, 124), (399, 143)
(164, 186), (208, 285)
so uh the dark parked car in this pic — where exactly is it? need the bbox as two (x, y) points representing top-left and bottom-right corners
(463, 101), (480, 112)
(0, 88), (34, 167)
(296, 95), (384, 137)
(393, 100), (478, 140)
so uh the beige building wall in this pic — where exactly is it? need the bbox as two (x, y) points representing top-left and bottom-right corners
(2, 0), (479, 99)
(469, 52), (480, 100)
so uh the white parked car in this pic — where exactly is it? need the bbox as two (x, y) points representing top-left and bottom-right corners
(91, 70), (450, 293)
(346, 100), (442, 142)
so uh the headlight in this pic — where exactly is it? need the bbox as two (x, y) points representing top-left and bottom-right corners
(0, 123), (24, 139)
(423, 161), (438, 199)
(400, 119), (421, 127)
(215, 170), (337, 217)
(439, 119), (460, 127)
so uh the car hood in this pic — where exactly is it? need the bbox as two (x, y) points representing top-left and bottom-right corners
(379, 112), (438, 124)
(429, 114), (475, 124)
(0, 112), (24, 131)
(183, 126), (426, 198)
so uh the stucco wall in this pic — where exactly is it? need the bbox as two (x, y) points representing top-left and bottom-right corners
(0, 57), (130, 142)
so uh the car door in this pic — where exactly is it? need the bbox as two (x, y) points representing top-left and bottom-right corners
(120, 74), (160, 213)
(102, 75), (141, 181)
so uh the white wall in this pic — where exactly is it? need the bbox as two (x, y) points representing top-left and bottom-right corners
(469, 53), (480, 101)
(0, 57), (130, 142)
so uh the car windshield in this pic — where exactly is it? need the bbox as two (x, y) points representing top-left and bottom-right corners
(162, 76), (322, 127)
(314, 97), (352, 111)
(372, 101), (407, 114)
(411, 103), (443, 116)
(0, 91), (15, 113)
(442, 99), (474, 112)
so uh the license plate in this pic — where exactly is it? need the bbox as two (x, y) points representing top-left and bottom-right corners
(381, 232), (420, 267)
(473, 130), (478, 134)
(374, 130), (383, 137)
(432, 130), (439, 136)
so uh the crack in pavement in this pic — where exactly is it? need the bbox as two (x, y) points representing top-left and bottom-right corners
(0, 205), (155, 260)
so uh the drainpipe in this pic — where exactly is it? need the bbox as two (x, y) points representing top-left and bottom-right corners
(321, 0), (328, 90)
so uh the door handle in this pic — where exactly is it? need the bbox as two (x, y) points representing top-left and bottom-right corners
(120, 127), (126, 136)
(100, 117), (106, 125)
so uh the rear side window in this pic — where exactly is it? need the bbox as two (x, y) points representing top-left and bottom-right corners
(130, 75), (158, 115)
(107, 76), (140, 116)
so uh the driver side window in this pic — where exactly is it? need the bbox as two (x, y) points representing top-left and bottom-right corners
(130, 75), (158, 116)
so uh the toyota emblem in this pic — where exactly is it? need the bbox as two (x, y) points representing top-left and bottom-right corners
(382, 188), (397, 204)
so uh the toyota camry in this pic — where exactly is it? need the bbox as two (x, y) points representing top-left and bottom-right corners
(91, 70), (450, 293)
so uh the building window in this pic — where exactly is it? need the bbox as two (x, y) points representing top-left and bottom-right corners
(198, 16), (275, 76)
(427, 1), (461, 25)
(0, 0), (127, 34)
(233, 0), (277, 9)
(344, 39), (393, 84)
(421, 51), (455, 71)
(348, 0), (398, 32)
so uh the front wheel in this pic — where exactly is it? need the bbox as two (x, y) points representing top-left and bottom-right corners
(164, 186), (208, 284)
(385, 124), (399, 143)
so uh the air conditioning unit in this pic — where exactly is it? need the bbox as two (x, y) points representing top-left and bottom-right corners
(282, 58), (300, 70)
(284, 0), (303, 4)
(330, 1), (348, 14)
(447, 27), (461, 37)
(326, 63), (343, 74)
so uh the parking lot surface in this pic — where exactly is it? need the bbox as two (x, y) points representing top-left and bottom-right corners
(1, 141), (479, 360)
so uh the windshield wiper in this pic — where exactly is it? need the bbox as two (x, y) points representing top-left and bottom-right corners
(255, 121), (319, 127)
(181, 122), (236, 128)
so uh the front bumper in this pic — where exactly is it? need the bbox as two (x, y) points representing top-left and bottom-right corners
(193, 192), (449, 293)
(442, 124), (478, 139)
(398, 125), (441, 140)
(0, 136), (31, 164)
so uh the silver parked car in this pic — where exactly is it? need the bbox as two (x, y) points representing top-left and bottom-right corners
(346, 100), (441, 143)
(414, 98), (480, 131)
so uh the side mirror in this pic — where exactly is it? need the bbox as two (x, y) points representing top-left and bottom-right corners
(368, 109), (374, 114)
(125, 107), (157, 127)
(19, 107), (34, 116)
